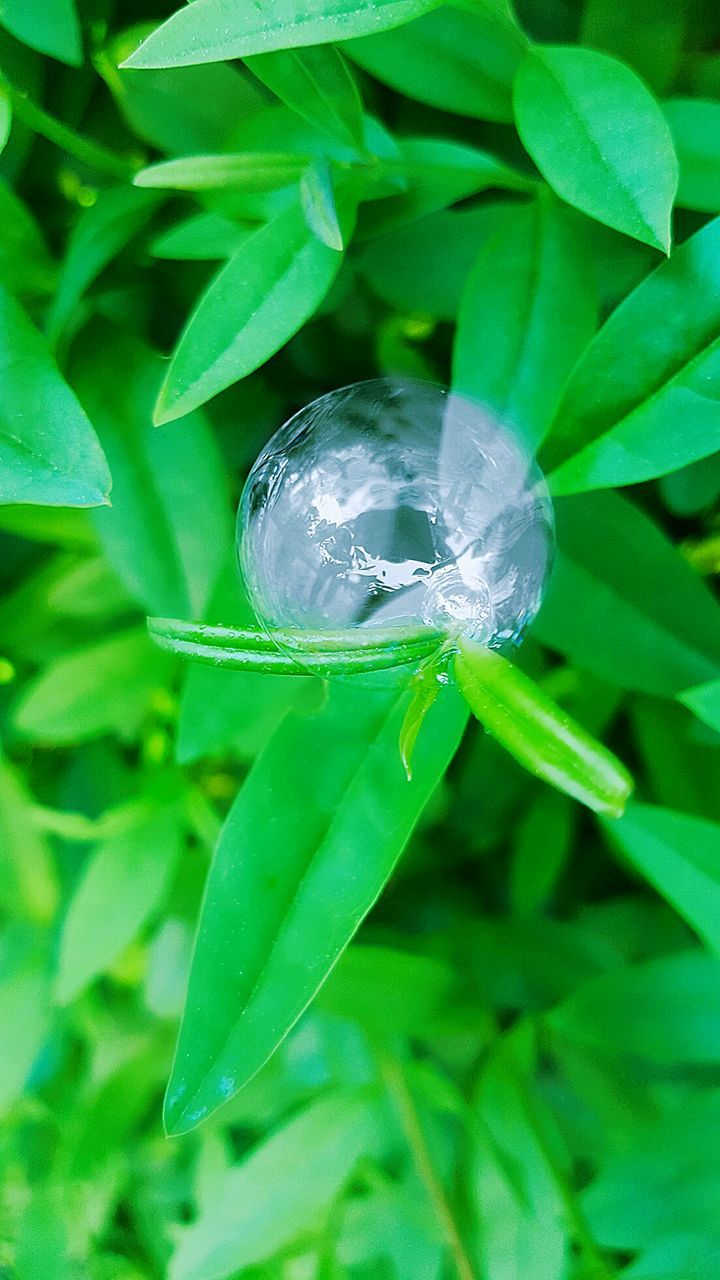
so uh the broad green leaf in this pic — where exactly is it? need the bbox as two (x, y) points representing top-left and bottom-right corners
(12, 629), (169, 744)
(134, 152), (308, 192)
(170, 1091), (379, 1278)
(359, 204), (511, 320)
(345, 3), (528, 122)
(533, 492), (720, 696)
(0, 287), (110, 507)
(513, 45), (678, 251)
(56, 802), (184, 1003)
(100, 26), (265, 154)
(677, 679), (720, 734)
(0, 180), (55, 297)
(664, 98), (720, 213)
(580, 0), (689, 94)
(151, 211), (249, 260)
(548, 951), (720, 1063)
(0, 0), (81, 66)
(245, 46), (365, 150)
(72, 330), (230, 617)
(453, 195), (597, 449)
(455, 641), (632, 817)
(46, 187), (161, 347)
(154, 196), (351, 424)
(122, 0), (443, 69)
(603, 803), (720, 954)
(543, 218), (720, 492)
(164, 681), (467, 1132)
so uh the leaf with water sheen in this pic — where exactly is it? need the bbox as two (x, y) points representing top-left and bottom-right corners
(122, 0), (442, 69)
(453, 195), (597, 449)
(163, 681), (467, 1132)
(513, 45), (678, 251)
(0, 287), (110, 508)
(455, 641), (632, 817)
(543, 217), (720, 492)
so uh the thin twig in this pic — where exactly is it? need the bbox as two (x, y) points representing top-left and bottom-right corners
(1, 80), (138, 180)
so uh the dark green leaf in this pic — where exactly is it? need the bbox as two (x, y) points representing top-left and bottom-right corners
(580, 0), (689, 94)
(664, 98), (720, 213)
(0, 286), (110, 508)
(455, 640), (633, 817)
(245, 46), (365, 150)
(345, 3), (527, 122)
(543, 218), (720, 492)
(154, 195), (352, 423)
(164, 681), (467, 1132)
(122, 0), (443, 70)
(453, 195), (597, 449)
(513, 45), (678, 251)
(533, 492), (720, 696)
(678, 679), (720, 734)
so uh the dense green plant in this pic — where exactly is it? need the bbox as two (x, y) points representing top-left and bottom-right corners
(1, 0), (720, 1277)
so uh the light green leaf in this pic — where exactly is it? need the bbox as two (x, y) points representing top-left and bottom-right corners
(56, 803), (184, 1003)
(0, 756), (58, 924)
(0, 0), (81, 66)
(134, 152), (307, 191)
(345, 3), (527, 122)
(245, 45), (365, 150)
(455, 641), (632, 817)
(664, 98), (720, 213)
(46, 187), (161, 347)
(677, 678), (720, 734)
(0, 951), (50, 1117)
(150, 211), (249, 261)
(0, 93), (11, 154)
(170, 1091), (379, 1279)
(543, 217), (720, 493)
(164, 681), (467, 1132)
(122, 0), (442, 69)
(453, 195), (597, 449)
(533, 492), (720, 697)
(513, 45), (678, 251)
(154, 195), (351, 423)
(0, 286), (110, 507)
(603, 802), (720, 954)
(13, 629), (169, 744)
(72, 330), (230, 617)
(300, 159), (345, 249)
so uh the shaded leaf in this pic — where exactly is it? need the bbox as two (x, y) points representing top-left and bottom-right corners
(664, 98), (720, 212)
(678, 678), (720, 734)
(0, 0), (81, 66)
(245, 45), (365, 150)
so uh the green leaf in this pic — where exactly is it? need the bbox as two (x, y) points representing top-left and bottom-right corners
(0, 94), (11, 154)
(163, 681), (467, 1132)
(122, 0), (442, 69)
(533, 492), (720, 696)
(245, 46), (365, 150)
(134, 152), (308, 192)
(664, 98), (720, 213)
(548, 951), (720, 1063)
(150, 211), (249, 261)
(149, 616), (445, 677)
(300, 160), (345, 250)
(677, 678), (720, 734)
(0, 286), (110, 507)
(455, 641), (632, 817)
(72, 330), (230, 617)
(0, 756), (58, 924)
(0, 0), (81, 66)
(345, 3), (527, 123)
(513, 45), (678, 251)
(0, 180), (55, 297)
(543, 218), (720, 493)
(154, 195), (351, 423)
(12, 629), (169, 744)
(398, 659), (443, 781)
(0, 950), (50, 1117)
(603, 803), (720, 955)
(580, 0), (689, 95)
(453, 195), (597, 449)
(46, 187), (161, 348)
(170, 1091), (380, 1278)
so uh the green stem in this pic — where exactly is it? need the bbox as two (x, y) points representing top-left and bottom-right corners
(0, 79), (138, 180)
(378, 1054), (478, 1280)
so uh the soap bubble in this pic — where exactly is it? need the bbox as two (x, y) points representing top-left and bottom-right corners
(238, 379), (554, 665)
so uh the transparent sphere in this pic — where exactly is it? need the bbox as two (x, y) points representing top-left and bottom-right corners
(238, 379), (555, 656)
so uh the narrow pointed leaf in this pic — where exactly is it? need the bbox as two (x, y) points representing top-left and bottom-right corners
(134, 152), (308, 192)
(300, 160), (345, 249)
(678, 678), (720, 733)
(455, 640), (633, 817)
(543, 217), (720, 492)
(122, 0), (442, 70)
(245, 46), (365, 150)
(163, 681), (467, 1132)
(513, 45), (678, 251)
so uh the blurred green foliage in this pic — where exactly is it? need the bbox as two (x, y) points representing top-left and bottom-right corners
(1, 1), (720, 1278)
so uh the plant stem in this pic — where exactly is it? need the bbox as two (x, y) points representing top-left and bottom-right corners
(0, 80), (138, 180)
(379, 1054), (478, 1280)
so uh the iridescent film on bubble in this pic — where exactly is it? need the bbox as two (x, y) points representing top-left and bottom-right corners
(238, 379), (555, 651)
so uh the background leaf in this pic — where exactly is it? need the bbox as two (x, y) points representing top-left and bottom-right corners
(0, 0), (81, 65)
